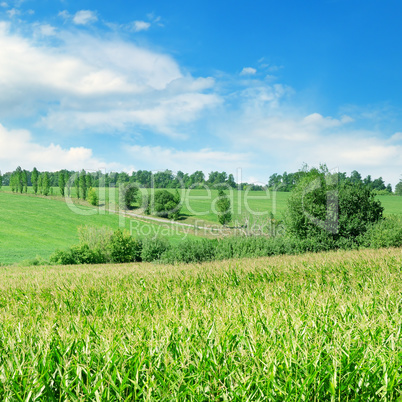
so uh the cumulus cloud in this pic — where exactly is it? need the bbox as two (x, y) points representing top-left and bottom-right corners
(34, 23), (56, 36)
(240, 67), (257, 75)
(0, 22), (219, 136)
(133, 20), (150, 32)
(73, 10), (98, 25)
(219, 102), (402, 185)
(0, 123), (104, 172)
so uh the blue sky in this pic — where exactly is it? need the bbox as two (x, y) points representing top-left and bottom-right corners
(0, 0), (401, 186)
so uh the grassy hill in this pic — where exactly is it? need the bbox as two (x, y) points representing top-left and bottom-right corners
(0, 191), (195, 264)
(1, 248), (402, 399)
(0, 187), (401, 264)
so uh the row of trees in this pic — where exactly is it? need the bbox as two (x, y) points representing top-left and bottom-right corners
(269, 167), (394, 193)
(0, 168), (264, 191)
(6, 167), (98, 204)
(1, 166), (401, 196)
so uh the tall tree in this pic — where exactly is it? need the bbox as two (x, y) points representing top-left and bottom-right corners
(350, 170), (362, 184)
(79, 169), (87, 199)
(31, 167), (39, 194)
(58, 170), (66, 196)
(38, 174), (43, 194)
(42, 172), (50, 196)
(0, 170), (2, 189)
(22, 170), (28, 193)
(15, 166), (23, 193)
(75, 172), (80, 199)
(85, 173), (93, 189)
(396, 179), (402, 196)
(64, 171), (71, 196)
(216, 189), (232, 226)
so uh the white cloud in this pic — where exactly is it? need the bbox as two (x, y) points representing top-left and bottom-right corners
(73, 10), (98, 25)
(6, 8), (19, 17)
(58, 10), (70, 20)
(0, 23), (219, 135)
(34, 23), (57, 36)
(126, 145), (252, 174)
(0, 123), (104, 172)
(389, 132), (402, 142)
(133, 20), (151, 32)
(0, 2), (8, 8)
(218, 103), (402, 185)
(240, 67), (257, 76)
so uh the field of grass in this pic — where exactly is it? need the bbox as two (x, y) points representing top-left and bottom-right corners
(0, 191), (195, 265)
(1, 248), (402, 399)
(1, 187), (401, 264)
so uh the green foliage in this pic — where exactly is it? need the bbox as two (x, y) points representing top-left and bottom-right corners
(50, 244), (106, 265)
(79, 169), (87, 200)
(31, 167), (39, 194)
(42, 172), (50, 196)
(139, 236), (170, 262)
(119, 183), (139, 210)
(396, 180), (402, 196)
(87, 187), (99, 206)
(358, 215), (402, 249)
(75, 172), (80, 199)
(216, 189), (232, 226)
(0, 170), (2, 189)
(286, 166), (383, 242)
(108, 229), (141, 263)
(22, 170), (28, 193)
(146, 189), (182, 220)
(58, 170), (66, 196)
(50, 227), (140, 264)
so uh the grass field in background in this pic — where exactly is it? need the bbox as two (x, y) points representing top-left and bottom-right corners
(0, 187), (401, 264)
(1, 248), (402, 399)
(0, 191), (196, 265)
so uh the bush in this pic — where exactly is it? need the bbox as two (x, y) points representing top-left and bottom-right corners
(140, 237), (170, 262)
(145, 190), (181, 220)
(358, 215), (402, 249)
(160, 238), (217, 264)
(87, 188), (98, 206)
(50, 244), (105, 265)
(78, 225), (113, 258)
(286, 166), (383, 243)
(108, 230), (141, 263)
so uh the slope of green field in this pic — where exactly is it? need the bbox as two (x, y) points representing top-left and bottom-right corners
(0, 191), (195, 264)
(1, 187), (401, 264)
(1, 248), (402, 399)
(377, 194), (402, 215)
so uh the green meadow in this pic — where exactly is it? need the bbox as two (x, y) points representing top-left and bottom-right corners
(0, 191), (195, 265)
(0, 187), (401, 264)
(1, 248), (402, 399)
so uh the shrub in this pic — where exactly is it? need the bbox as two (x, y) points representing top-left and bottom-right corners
(358, 215), (402, 249)
(140, 237), (170, 262)
(108, 230), (141, 263)
(286, 166), (383, 243)
(160, 238), (217, 264)
(87, 188), (99, 206)
(145, 190), (182, 220)
(78, 225), (113, 257)
(50, 244), (105, 265)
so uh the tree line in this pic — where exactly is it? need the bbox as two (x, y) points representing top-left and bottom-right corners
(269, 167), (396, 194)
(1, 166), (401, 195)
